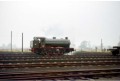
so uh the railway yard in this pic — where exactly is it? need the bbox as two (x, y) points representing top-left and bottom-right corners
(0, 51), (120, 81)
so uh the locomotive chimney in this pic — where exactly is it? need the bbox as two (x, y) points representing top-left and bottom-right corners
(53, 37), (56, 39)
(65, 37), (68, 40)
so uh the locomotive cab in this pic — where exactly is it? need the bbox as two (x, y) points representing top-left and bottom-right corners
(30, 40), (39, 53)
(30, 40), (39, 48)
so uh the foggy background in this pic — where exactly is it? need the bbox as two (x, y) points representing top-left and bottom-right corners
(0, 0), (120, 50)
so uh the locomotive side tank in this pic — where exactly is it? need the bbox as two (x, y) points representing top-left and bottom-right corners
(30, 37), (74, 56)
(45, 38), (70, 48)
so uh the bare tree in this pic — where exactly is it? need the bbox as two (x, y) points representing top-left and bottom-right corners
(79, 41), (91, 51)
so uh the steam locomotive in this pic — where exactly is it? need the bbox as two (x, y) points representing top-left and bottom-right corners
(108, 46), (120, 56)
(30, 37), (74, 56)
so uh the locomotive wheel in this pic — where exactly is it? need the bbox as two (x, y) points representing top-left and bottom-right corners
(112, 52), (117, 56)
(112, 50), (119, 56)
(35, 51), (40, 55)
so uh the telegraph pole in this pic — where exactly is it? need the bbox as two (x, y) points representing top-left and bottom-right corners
(22, 33), (23, 53)
(11, 31), (12, 52)
(101, 39), (103, 52)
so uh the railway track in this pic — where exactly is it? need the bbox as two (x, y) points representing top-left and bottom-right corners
(0, 52), (120, 80)
(0, 61), (120, 68)
(0, 68), (120, 80)
(1, 57), (120, 64)
(0, 52), (117, 58)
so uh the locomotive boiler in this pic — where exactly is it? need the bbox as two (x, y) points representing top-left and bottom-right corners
(30, 37), (74, 56)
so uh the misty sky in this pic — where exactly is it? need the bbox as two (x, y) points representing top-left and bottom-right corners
(0, 0), (120, 48)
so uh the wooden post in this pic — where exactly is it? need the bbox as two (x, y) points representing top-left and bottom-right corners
(22, 33), (23, 53)
(101, 39), (103, 52)
(11, 31), (12, 52)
